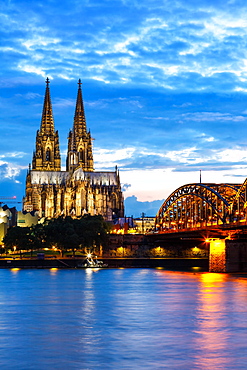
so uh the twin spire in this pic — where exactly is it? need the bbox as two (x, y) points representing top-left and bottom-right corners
(67, 78), (94, 172)
(32, 78), (94, 173)
(40, 77), (55, 135)
(75, 78), (87, 131)
(70, 78), (87, 152)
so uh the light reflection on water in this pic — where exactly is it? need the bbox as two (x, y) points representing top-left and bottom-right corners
(195, 273), (231, 369)
(0, 269), (247, 369)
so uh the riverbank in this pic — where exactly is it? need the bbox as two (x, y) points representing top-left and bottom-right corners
(0, 257), (209, 271)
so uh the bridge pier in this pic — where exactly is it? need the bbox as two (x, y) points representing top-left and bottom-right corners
(209, 239), (247, 272)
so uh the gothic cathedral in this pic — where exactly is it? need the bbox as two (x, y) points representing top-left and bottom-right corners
(23, 78), (124, 221)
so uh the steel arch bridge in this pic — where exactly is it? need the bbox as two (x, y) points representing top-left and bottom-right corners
(155, 182), (247, 232)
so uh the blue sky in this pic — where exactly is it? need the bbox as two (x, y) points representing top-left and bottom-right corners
(1, 0), (247, 217)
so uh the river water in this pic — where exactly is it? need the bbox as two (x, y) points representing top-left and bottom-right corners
(0, 268), (247, 370)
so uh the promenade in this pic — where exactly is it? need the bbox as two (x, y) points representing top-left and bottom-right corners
(0, 256), (209, 271)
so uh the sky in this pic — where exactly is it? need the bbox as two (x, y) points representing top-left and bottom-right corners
(1, 0), (247, 217)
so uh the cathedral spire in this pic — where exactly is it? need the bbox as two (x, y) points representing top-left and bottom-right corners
(66, 79), (94, 172)
(32, 78), (61, 171)
(40, 77), (55, 135)
(74, 78), (87, 137)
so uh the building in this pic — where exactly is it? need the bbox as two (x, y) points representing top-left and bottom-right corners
(23, 78), (124, 221)
(0, 206), (17, 243)
(133, 216), (155, 234)
(17, 211), (39, 227)
(112, 216), (155, 234)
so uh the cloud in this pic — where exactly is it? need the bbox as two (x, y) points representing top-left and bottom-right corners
(53, 98), (74, 108)
(173, 103), (193, 108)
(180, 112), (246, 122)
(93, 144), (247, 174)
(144, 116), (169, 120)
(0, 162), (26, 182)
(22, 36), (61, 50)
(122, 183), (131, 191)
(1, 0), (247, 91)
(215, 148), (247, 163)
(2, 0), (247, 211)
(15, 92), (42, 100)
(17, 64), (47, 78)
(125, 195), (164, 217)
(86, 97), (143, 109)
(94, 147), (136, 169)
(0, 152), (26, 159)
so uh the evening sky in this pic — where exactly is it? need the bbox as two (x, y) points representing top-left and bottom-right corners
(1, 0), (247, 216)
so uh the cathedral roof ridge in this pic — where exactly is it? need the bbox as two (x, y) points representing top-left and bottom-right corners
(88, 171), (117, 175)
(30, 170), (69, 185)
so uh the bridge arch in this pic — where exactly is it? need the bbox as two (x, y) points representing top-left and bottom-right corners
(229, 178), (247, 220)
(156, 183), (241, 232)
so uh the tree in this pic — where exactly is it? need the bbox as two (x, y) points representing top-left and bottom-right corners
(29, 223), (46, 256)
(74, 215), (109, 254)
(44, 216), (80, 256)
(3, 226), (34, 253)
(3, 214), (111, 258)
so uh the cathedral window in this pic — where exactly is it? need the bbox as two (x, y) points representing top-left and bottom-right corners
(46, 148), (51, 161)
(79, 148), (84, 162)
(111, 194), (117, 209)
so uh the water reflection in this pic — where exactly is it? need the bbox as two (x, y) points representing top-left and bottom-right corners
(0, 269), (247, 369)
(49, 267), (58, 275)
(194, 273), (230, 369)
(10, 267), (20, 274)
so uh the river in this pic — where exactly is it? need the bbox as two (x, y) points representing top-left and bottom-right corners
(0, 268), (247, 369)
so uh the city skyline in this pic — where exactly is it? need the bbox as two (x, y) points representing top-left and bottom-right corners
(1, 0), (247, 217)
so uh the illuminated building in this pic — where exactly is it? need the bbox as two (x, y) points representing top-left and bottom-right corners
(134, 216), (155, 234)
(17, 211), (39, 227)
(23, 78), (124, 221)
(0, 206), (17, 242)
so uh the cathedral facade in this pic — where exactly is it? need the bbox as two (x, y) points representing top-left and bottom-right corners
(23, 78), (124, 221)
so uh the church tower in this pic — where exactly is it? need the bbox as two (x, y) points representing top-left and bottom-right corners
(24, 78), (124, 221)
(32, 78), (61, 171)
(66, 79), (94, 172)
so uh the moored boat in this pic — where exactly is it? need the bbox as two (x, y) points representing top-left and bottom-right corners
(77, 254), (108, 268)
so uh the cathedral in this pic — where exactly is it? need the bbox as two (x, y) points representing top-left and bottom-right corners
(23, 78), (124, 221)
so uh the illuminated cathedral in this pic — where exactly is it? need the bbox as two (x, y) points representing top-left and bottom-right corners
(23, 78), (124, 221)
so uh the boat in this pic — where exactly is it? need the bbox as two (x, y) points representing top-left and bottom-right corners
(77, 254), (108, 268)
